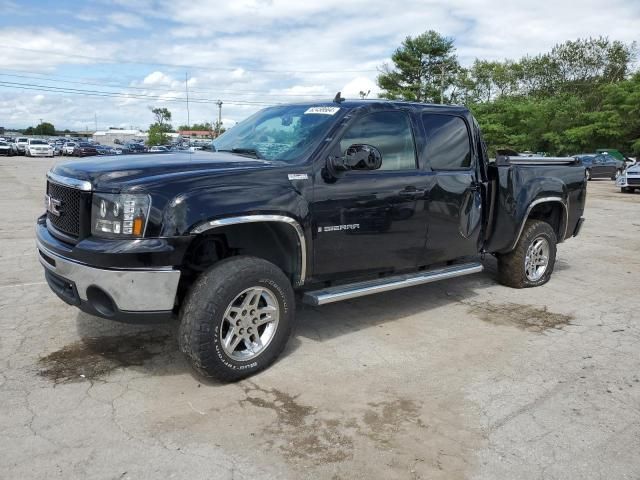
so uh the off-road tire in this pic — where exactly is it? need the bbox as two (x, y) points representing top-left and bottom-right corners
(179, 256), (295, 382)
(497, 219), (557, 288)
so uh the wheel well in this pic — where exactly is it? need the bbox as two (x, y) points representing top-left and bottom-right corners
(177, 222), (301, 306)
(527, 201), (565, 241)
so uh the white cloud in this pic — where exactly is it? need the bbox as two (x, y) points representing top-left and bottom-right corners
(231, 68), (245, 80)
(107, 12), (147, 29)
(0, 0), (639, 129)
(0, 27), (115, 71)
(142, 71), (173, 86)
(341, 77), (380, 99)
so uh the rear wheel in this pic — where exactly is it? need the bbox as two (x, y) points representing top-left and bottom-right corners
(179, 256), (295, 382)
(585, 169), (592, 181)
(498, 220), (557, 288)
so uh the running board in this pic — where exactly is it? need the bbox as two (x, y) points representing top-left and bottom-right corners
(302, 262), (483, 306)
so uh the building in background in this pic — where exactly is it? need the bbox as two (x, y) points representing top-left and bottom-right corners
(178, 130), (222, 139)
(92, 128), (147, 146)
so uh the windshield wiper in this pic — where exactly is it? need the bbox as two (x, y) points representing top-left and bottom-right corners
(218, 148), (263, 159)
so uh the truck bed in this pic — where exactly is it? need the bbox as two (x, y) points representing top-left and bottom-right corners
(484, 157), (587, 254)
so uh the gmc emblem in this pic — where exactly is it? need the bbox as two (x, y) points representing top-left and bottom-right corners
(45, 194), (62, 217)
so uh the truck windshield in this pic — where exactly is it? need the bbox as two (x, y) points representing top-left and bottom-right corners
(213, 104), (340, 162)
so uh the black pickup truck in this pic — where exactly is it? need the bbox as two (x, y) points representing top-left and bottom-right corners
(36, 99), (586, 381)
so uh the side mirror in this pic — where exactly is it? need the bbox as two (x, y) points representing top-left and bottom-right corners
(332, 144), (382, 171)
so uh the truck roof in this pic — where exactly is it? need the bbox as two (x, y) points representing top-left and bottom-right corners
(286, 98), (470, 114)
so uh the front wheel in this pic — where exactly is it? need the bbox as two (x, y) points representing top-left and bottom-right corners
(497, 220), (557, 288)
(179, 256), (295, 382)
(621, 187), (633, 193)
(585, 169), (592, 181)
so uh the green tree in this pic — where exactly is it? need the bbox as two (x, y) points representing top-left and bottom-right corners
(35, 122), (56, 135)
(147, 107), (173, 145)
(151, 107), (172, 128)
(377, 30), (460, 103)
(23, 123), (56, 135)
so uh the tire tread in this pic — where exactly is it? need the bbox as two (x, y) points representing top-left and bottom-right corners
(498, 219), (557, 289)
(179, 256), (294, 382)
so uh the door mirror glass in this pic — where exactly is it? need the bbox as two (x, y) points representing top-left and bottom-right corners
(333, 144), (382, 171)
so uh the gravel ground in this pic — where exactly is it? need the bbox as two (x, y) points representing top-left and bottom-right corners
(1, 157), (639, 480)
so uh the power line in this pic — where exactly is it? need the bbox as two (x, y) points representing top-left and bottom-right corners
(0, 70), (334, 98)
(0, 44), (380, 74)
(0, 80), (280, 106)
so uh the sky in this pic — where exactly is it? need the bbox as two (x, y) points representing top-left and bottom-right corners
(0, 0), (638, 131)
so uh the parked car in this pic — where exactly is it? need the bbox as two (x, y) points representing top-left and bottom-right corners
(0, 141), (15, 156)
(36, 99), (587, 381)
(95, 145), (114, 155)
(575, 153), (621, 180)
(25, 139), (54, 157)
(62, 142), (78, 156)
(616, 162), (640, 193)
(123, 143), (146, 153)
(73, 142), (98, 157)
(149, 145), (170, 152)
(49, 141), (63, 156)
(596, 149), (630, 165)
(15, 137), (29, 154)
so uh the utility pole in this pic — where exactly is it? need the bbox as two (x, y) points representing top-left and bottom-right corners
(440, 63), (445, 104)
(185, 72), (191, 130)
(216, 100), (223, 137)
(94, 112), (98, 132)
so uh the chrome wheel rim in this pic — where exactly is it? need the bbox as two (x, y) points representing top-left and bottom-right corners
(524, 237), (550, 282)
(219, 286), (279, 361)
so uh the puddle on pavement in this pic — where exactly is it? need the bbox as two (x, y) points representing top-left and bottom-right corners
(239, 382), (424, 465)
(38, 332), (172, 383)
(468, 302), (573, 332)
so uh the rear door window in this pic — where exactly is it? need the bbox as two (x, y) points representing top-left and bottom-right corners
(421, 114), (472, 170)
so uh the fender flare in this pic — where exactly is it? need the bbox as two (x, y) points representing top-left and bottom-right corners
(191, 215), (307, 286)
(508, 197), (568, 251)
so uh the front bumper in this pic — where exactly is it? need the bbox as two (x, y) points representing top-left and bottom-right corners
(29, 150), (53, 157)
(616, 175), (640, 188)
(36, 226), (182, 323)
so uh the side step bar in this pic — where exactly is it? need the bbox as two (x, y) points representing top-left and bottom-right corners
(302, 262), (483, 306)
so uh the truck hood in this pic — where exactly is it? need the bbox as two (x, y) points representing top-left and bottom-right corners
(51, 151), (275, 190)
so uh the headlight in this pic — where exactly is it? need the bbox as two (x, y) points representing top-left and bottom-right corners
(91, 193), (151, 238)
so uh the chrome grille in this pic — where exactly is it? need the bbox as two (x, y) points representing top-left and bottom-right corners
(47, 181), (82, 237)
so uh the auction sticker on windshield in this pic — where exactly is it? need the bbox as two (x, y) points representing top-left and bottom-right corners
(304, 106), (340, 115)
